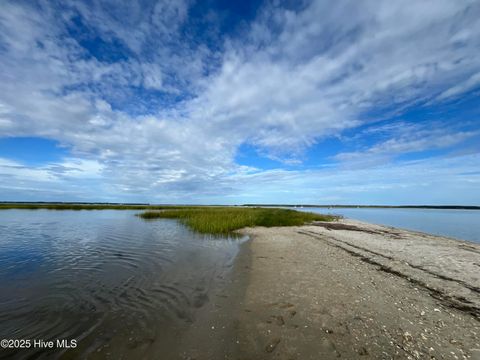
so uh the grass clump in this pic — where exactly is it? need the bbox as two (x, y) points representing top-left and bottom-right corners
(138, 207), (336, 235)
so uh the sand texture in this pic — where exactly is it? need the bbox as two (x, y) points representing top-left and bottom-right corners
(233, 220), (480, 359)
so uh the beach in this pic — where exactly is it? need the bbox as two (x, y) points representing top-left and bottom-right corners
(177, 219), (480, 359)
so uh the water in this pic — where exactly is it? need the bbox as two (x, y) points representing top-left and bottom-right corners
(304, 207), (480, 243)
(0, 210), (245, 359)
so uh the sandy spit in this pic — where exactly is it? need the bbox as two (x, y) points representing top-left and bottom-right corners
(170, 219), (480, 359)
(232, 219), (480, 359)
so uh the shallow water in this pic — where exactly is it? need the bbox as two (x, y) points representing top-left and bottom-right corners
(304, 207), (480, 243)
(0, 210), (245, 359)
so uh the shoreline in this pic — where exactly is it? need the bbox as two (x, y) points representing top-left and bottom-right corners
(225, 219), (480, 359)
(2, 211), (480, 358)
(1, 203), (479, 211)
(243, 205), (480, 210)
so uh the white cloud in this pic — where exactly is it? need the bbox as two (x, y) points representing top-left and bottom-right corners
(0, 0), (479, 202)
(141, 63), (163, 90)
(214, 153), (480, 205)
(334, 122), (479, 165)
(437, 72), (480, 100)
(0, 157), (102, 181)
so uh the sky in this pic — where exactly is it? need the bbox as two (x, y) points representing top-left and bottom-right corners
(0, 0), (479, 205)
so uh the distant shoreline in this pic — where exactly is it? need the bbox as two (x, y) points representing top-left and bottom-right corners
(0, 202), (479, 210)
(243, 204), (480, 210)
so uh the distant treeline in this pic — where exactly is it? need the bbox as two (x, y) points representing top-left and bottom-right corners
(242, 204), (480, 210)
(0, 203), (189, 210)
(0, 203), (237, 210)
(1, 202), (479, 211)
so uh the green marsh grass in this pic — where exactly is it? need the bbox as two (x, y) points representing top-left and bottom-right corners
(138, 207), (337, 235)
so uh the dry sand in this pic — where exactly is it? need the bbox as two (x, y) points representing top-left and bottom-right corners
(174, 219), (480, 359)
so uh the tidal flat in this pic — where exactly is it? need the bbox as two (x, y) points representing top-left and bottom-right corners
(0, 208), (479, 359)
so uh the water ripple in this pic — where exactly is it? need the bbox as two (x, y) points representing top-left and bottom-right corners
(0, 210), (244, 358)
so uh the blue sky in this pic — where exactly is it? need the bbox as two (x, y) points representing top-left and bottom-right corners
(0, 0), (479, 204)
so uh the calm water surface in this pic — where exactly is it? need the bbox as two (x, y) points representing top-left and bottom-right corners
(0, 210), (245, 359)
(305, 207), (480, 243)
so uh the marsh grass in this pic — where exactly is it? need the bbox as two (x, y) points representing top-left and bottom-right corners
(1, 204), (337, 235)
(138, 207), (337, 235)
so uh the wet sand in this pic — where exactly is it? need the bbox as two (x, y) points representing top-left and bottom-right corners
(176, 219), (480, 359)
